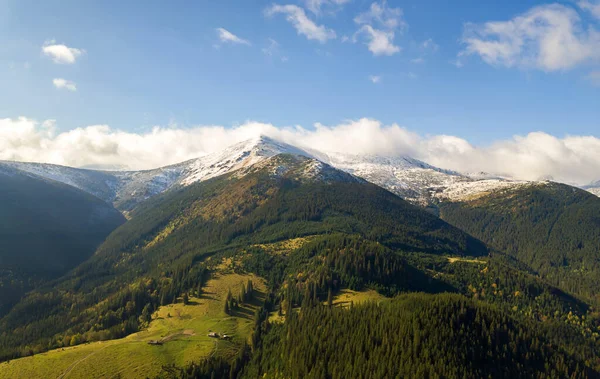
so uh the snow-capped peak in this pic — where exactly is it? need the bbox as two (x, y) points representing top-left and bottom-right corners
(178, 135), (313, 186)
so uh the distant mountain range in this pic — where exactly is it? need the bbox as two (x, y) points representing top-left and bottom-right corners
(3, 135), (583, 214)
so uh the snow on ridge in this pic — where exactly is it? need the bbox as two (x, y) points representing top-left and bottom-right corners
(586, 187), (600, 197)
(433, 179), (536, 202)
(308, 151), (471, 203)
(578, 179), (600, 197)
(0, 160), (118, 201)
(0, 136), (554, 209)
(237, 153), (363, 186)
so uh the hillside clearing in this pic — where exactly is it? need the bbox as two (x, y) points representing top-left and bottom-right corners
(447, 257), (487, 264)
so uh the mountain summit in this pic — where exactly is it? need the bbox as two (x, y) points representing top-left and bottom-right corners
(178, 135), (314, 186)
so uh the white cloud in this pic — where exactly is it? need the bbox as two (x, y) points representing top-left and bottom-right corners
(353, 1), (404, 56)
(353, 25), (400, 55)
(265, 4), (336, 43)
(411, 58), (425, 64)
(42, 41), (84, 64)
(460, 4), (600, 71)
(305, 0), (351, 15)
(354, 1), (405, 30)
(3, 117), (600, 185)
(52, 78), (77, 92)
(369, 75), (382, 83)
(216, 28), (251, 46)
(578, 0), (600, 19)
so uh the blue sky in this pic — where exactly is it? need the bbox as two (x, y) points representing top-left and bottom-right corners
(2, 0), (599, 145)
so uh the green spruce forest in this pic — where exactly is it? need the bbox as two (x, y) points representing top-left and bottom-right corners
(439, 183), (600, 303)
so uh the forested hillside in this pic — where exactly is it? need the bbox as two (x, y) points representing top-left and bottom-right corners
(3, 156), (599, 378)
(439, 182), (600, 303)
(156, 293), (599, 379)
(0, 167), (125, 316)
(0, 154), (485, 361)
(242, 294), (595, 379)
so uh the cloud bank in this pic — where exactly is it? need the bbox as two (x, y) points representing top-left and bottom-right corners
(1, 117), (599, 185)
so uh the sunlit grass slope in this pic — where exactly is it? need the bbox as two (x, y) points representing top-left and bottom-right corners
(0, 273), (265, 379)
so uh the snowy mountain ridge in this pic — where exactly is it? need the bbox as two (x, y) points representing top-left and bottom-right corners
(583, 180), (600, 197)
(0, 137), (314, 211)
(0, 135), (584, 213)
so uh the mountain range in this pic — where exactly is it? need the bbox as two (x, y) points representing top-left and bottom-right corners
(2, 135), (582, 214)
(1, 136), (600, 378)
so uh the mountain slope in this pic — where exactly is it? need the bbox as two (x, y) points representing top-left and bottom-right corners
(439, 182), (600, 303)
(0, 153), (486, 360)
(0, 166), (125, 315)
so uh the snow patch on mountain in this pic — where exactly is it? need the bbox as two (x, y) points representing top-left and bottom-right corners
(582, 179), (600, 197)
(587, 188), (600, 196)
(0, 161), (119, 202)
(311, 152), (466, 203)
(434, 179), (536, 202)
(243, 154), (363, 184)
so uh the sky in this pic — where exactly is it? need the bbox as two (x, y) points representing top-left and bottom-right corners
(1, 0), (600, 184)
